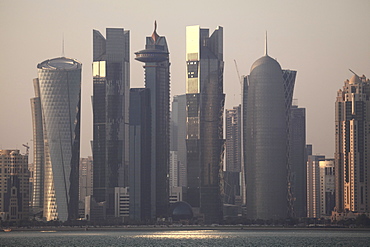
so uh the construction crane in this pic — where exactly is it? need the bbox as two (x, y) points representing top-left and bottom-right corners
(22, 143), (30, 155)
(234, 59), (242, 86)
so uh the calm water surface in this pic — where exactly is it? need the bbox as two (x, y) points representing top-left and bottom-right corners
(1, 229), (370, 246)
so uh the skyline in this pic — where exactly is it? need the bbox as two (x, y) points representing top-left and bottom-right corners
(1, 0), (370, 158)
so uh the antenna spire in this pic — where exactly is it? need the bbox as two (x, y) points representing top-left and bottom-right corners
(151, 20), (159, 43)
(264, 31), (268, 56)
(349, 69), (359, 77)
(62, 33), (65, 57)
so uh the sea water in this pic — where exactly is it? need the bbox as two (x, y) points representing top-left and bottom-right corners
(1, 229), (370, 246)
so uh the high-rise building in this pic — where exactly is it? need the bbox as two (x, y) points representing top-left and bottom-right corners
(0, 150), (29, 222)
(30, 78), (44, 214)
(225, 105), (241, 173)
(185, 25), (225, 223)
(244, 36), (289, 220)
(129, 88), (151, 222)
(335, 73), (370, 214)
(289, 104), (306, 217)
(92, 28), (130, 218)
(33, 57), (82, 221)
(171, 94), (187, 187)
(319, 159), (335, 216)
(224, 105), (242, 206)
(306, 154), (325, 218)
(135, 22), (170, 219)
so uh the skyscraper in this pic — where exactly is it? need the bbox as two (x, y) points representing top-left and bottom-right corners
(92, 28), (130, 218)
(225, 105), (241, 173)
(244, 37), (289, 220)
(185, 25), (225, 223)
(334, 73), (370, 215)
(224, 105), (242, 205)
(33, 57), (82, 221)
(289, 104), (306, 218)
(129, 88), (151, 222)
(135, 22), (170, 219)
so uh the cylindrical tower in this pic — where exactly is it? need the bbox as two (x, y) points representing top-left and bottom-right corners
(37, 57), (82, 221)
(245, 55), (288, 220)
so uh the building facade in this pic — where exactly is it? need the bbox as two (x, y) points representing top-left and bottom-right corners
(319, 159), (335, 216)
(92, 28), (130, 218)
(0, 150), (29, 222)
(79, 157), (93, 203)
(170, 94), (187, 187)
(244, 38), (290, 220)
(289, 104), (307, 218)
(30, 78), (44, 215)
(306, 154), (325, 218)
(185, 25), (225, 223)
(135, 22), (170, 219)
(129, 88), (151, 222)
(335, 73), (370, 214)
(33, 57), (82, 221)
(224, 105), (242, 206)
(225, 105), (241, 173)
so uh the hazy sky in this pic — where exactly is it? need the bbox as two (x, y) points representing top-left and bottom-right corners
(1, 0), (369, 159)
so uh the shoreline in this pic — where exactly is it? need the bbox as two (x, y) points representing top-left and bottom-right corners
(4, 225), (370, 232)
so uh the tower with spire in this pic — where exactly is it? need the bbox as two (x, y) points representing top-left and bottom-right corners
(243, 34), (298, 220)
(134, 22), (170, 221)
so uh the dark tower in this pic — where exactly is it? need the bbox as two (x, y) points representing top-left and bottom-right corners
(92, 28), (130, 218)
(135, 22), (170, 219)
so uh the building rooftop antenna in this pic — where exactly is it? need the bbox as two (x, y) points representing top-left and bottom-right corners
(349, 69), (359, 77)
(62, 33), (65, 57)
(264, 31), (268, 56)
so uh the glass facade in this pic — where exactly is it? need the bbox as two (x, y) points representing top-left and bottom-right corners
(92, 28), (130, 218)
(134, 24), (170, 219)
(30, 78), (44, 213)
(36, 57), (82, 221)
(288, 105), (306, 218)
(185, 25), (225, 223)
(244, 55), (288, 220)
(129, 88), (151, 221)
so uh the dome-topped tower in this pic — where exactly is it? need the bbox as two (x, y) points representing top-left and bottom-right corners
(244, 34), (289, 220)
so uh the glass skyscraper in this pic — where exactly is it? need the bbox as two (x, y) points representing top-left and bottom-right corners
(135, 22), (170, 219)
(185, 25), (225, 223)
(33, 57), (82, 221)
(92, 28), (130, 218)
(244, 40), (289, 220)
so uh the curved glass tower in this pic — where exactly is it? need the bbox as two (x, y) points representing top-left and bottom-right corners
(185, 25), (225, 223)
(245, 45), (288, 220)
(35, 57), (82, 221)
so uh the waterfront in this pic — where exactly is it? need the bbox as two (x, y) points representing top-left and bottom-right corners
(1, 229), (370, 246)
